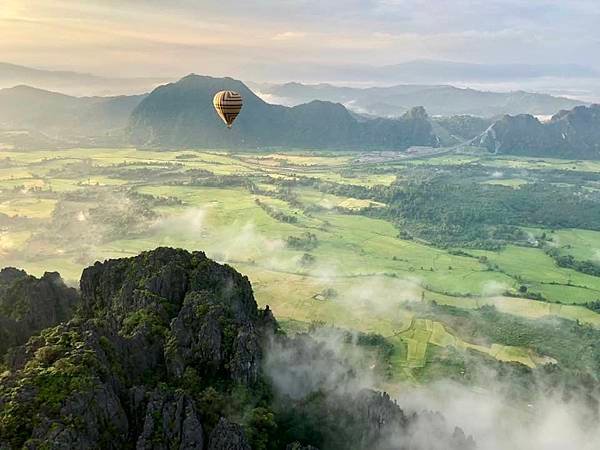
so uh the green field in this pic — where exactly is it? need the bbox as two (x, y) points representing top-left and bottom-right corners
(2, 147), (600, 381)
(550, 229), (600, 261)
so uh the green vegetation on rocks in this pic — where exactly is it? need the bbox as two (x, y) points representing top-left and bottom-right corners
(1, 248), (475, 449)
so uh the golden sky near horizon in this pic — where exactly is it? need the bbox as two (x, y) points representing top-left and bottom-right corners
(1, 0), (599, 80)
(0, 1), (264, 76)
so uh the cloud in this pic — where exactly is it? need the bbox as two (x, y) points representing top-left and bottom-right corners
(266, 322), (600, 450)
(398, 381), (600, 450)
(272, 31), (307, 41)
(340, 275), (423, 315)
(481, 280), (510, 297)
(264, 327), (376, 399)
(151, 207), (207, 236)
(214, 222), (286, 263)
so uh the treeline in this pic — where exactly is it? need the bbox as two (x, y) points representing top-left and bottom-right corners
(304, 165), (600, 249)
(255, 199), (298, 223)
(546, 249), (600, 277)
(287, 232), (318, 251)
(378, 179), (600, 248)
(585, 301), (600, 313)
(189, 174), (253, 188)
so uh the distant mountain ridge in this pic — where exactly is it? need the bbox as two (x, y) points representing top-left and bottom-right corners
(0, 61), (170, 96)
(242, 59), (599, 90)
(474, 104), (600, 159)
(5, 59), (597, 96)
(373, 60), (599, 82)
(253, 81), (585, 117)
(0, 85), (145, 145)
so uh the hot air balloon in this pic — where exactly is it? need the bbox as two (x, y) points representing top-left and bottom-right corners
(213, 90), (243, 128)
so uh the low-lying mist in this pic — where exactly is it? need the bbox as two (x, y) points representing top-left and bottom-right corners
(399, 381), (600, 450)
(265, 325), (600, 450)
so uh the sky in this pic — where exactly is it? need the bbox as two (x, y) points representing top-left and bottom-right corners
(1, 0), (600, 80)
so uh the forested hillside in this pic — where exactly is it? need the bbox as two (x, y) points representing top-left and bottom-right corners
(475, 104), (600, 159)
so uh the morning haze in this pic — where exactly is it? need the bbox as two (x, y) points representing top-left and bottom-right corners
(1, 2), (600, 450)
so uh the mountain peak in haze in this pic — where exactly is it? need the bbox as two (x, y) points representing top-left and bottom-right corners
(3, 72), (600, 158)
(475, 103), (600, 158)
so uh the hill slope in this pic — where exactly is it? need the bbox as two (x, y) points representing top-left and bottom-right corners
(475, 104), (600, 158)
(0, 268), (78, 356)
(128, 74), (439, 150)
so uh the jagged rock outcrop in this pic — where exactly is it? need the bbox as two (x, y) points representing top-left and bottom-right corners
(475, 104), (600, 159)
(29, 383), (129, 449)
(0, 248), (274, 449)
(0, 248), (475, 450)
(0, 268), (78, 356)
(79, 247), (267, 385)
(135, 389), (204, 450)
(207, 418), (251, 450)
(1, 321), (130, 449)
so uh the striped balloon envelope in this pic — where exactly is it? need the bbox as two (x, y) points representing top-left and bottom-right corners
(213, 90), (243, 128)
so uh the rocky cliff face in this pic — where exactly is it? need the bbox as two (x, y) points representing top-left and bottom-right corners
(0, 248), (275, 449)
(433, 115), (493, 141)
(0, 248), (474, 450)
(0, 268), (78, 356)
(475, 104), (600, 159)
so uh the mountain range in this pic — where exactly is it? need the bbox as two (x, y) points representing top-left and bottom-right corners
(4, 60), (596, 97)
(242, 59), (599, 89)
(1, 72), (599, 159)
(252, 81), (585, 117)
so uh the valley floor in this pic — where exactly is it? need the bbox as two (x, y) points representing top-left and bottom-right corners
(2, 147), (600, 385)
